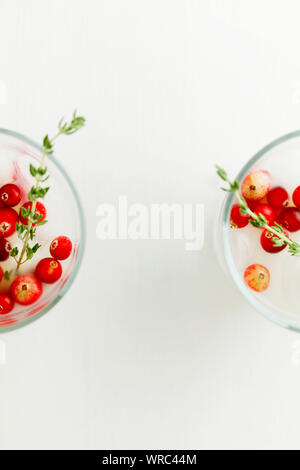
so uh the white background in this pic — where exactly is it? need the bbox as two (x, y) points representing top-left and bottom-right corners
(0, 0), (300, 450)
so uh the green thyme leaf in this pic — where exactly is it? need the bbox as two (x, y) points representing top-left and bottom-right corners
(32, 212), (42, 222)
(272, 222), (285, 233)
(3, 270), (12, 281)
(257, 213), (267, 225)
(10, 247), (19, 257)
(230, 180), (240, 192)
(43, 135), (53, 153)
(37, 166), (47, 176)
(32, 243), (40, 253)
(37, 219), (48, 226)
(250, 218), (262, 228)
(289, 244), (300, 256)
(21, 207), (30, 218)
(29, 226), (36, 240)
(30, 164), (37, 177)
(38, 187), (50, 198)
(272, 237), (286, 247)
(216, 166), (228, 181)
(26, 246), (33, 259)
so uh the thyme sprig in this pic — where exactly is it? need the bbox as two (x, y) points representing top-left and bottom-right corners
(11, 110), (86, 270)
(216, 165), (300, 256)
(3, 270), (12, 281)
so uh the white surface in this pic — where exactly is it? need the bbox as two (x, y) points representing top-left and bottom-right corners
(0, 0), (300, 450)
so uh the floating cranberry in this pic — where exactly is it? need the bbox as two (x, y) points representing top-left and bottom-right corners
(241, 170), (270, 201)
(0, 294), (14, 314)
(19, 201), (46, 226)
(0, 207), (18, 237)
(246, 199), (259, 211)
(0, 183), (21, 207)
(50, 236), (72, 260)
(35, 258), (62, 284)
(244, 264), (270, 292)
(260, 228), (289, 253)
(279, 207), (300, 232)
(0, 238), (11, 261)
(230, 204), (249, 228)
(267, 186), (289, 208)
(292, 186), (300, 209)
(254, 204), (275, 226)
(10, 274), (42, 306)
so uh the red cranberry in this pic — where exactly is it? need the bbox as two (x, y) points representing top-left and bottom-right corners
(244, 264), (270, 292)
(19, 201), (46, 226)
(241, 170), (270, 201)
(292, 186), (300, 209)
(35, 258), (62, 284)
(0, 238), (12, 261)
(267, 186), (289, 208)
(0, 207), (18, 237)
(0, 183), (21, 207)
(0, 294), (14, 314)
(279, 207), (300, 232)
(10, 274), (43, 306)
(50, 236), (72, 260)
(260, 228), (289, 253)
(230, 204), (249, 228)
(254, 204), (275, 226)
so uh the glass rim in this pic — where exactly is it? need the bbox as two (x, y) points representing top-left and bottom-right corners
(0, 127), (86, 333)
(221, 129), (300, 333)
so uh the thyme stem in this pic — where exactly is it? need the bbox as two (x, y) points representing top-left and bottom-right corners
(15, 147), (48, 270)
(12, 111), (86, 271)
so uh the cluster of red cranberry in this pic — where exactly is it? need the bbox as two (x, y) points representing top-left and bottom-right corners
(0, 183), (72, 315)
(230, 170), (300, 292)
